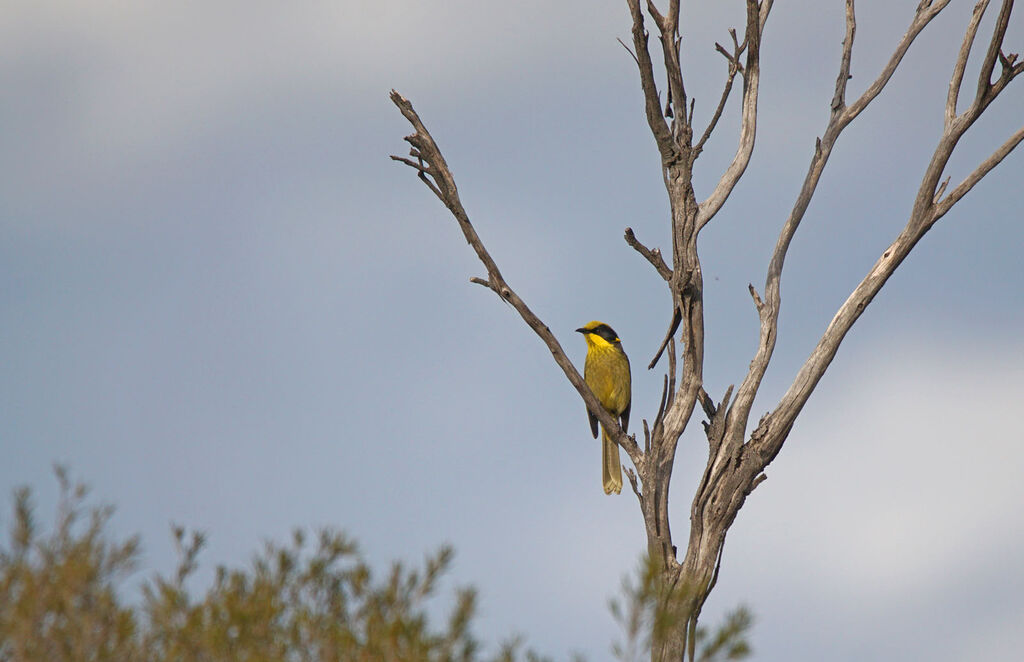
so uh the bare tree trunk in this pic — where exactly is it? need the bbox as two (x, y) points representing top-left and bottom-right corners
(391, 1), (1023, 660)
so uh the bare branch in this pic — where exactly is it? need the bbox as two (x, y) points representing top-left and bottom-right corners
(666, 337), (676, 408)
(389, 154), (444, 200)
(389, 154), (429, 174)
(722, 0), (952, 447)
(617, 37), (641, 67)
(694, 385), (734, 498)
(750, 1), (1023, 464)
(975, 0), (1014, 105)
(645, 0), (666, 31)
(697, 387), (716, 420)
(625, 227), (673, 281)
(704, 534), (728, 596)
(660, 5), (687, 127)
(760, 233), (915, 458)
(390, 92), (504, 282)
(935, 125), (1024, 218)
(830, 0), (856, 113)
(947, 0), (990, 125)
(625, 0), (679, 166)
(730, 26), (743, 55)
(912, 1), (1021, 227)
(651, 376), (668, 445)
(759, 0), (773, 32)
(695, 41), (742, 158)
(845, 0), (952, 120)
(648, 307), (682, 370)
(390, 90), (643, 467)
(747, 283), (764, 314)
(713, 42), (739, 69)
(626, 467), (642, 499)
(696, 0), (772, 229)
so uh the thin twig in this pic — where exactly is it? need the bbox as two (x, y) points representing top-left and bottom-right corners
(626, 467), (642, 499)
(617, 37), (641, 66)
(697, 387), (715, 420)
(975, 0), (1014, 105)
(695, 0), (772, 229)
(694, 40), (741, 158)
(747, 283), (764, 313)
(935, 124), (1024, 218)
(845, 1), (952, 120)
(947, 0), (990, 125)
(932, 176), (951, 203)
(625, 227), (673, 281)
(704, 533), (728, 596)
(651, 374), (669, 445)
(649, 0), (686, 126)
(648, 307), (682, 370)
(830, 0), (856, 113)
(666, 337), (676, 408)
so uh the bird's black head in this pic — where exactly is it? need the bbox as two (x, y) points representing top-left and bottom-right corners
(575, 321), (620, 344)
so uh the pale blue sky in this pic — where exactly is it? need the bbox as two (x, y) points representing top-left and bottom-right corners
(2, 2), (1022, 660)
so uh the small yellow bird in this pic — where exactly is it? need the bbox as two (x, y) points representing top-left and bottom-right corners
(576, 321), (631, 495)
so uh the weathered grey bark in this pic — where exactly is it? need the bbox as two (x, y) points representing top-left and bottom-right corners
(391, 1), (1023, 660)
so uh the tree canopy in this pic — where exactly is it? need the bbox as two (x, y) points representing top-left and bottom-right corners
(0, 469), (750, 662)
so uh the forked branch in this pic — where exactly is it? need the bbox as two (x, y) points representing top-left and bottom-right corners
(722, 0), (952, 451)
(696, 0), (773, 229)
(947, 0), (990, 124)
(625, 0), (678, 167)
(935, 125), (1024, 218)
(749, 0), (1022, 465)
(694, 33), (744, 160)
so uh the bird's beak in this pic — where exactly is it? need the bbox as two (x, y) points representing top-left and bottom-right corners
(575, 327), (586, 334)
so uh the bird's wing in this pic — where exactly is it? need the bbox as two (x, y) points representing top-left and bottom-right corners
(587, 408), (599, 438)
(621, 400), (631, 434)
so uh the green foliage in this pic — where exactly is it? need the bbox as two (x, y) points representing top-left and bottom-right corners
(610, 555), (752, 662)
(0, 468), (543, 662)
(0, 466), (141, 662)
(0, 469), (753, 662)
(138, 526), (484, 662)
(693, 609), (751, 662)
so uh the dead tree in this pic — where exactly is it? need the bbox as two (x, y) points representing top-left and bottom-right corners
(391, 1), (1023, 660)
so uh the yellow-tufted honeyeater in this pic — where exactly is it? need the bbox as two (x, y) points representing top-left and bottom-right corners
(576, 321), (631, 495)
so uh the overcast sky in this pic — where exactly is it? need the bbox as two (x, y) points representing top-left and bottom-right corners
(2, 1), (1022, 660)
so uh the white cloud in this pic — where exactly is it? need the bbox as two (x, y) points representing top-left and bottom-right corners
(752, 338), (1024, 588)
(665, 333), (1022, 662)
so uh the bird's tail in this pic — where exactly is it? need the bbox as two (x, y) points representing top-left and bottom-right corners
(602, 425), (623, 495)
